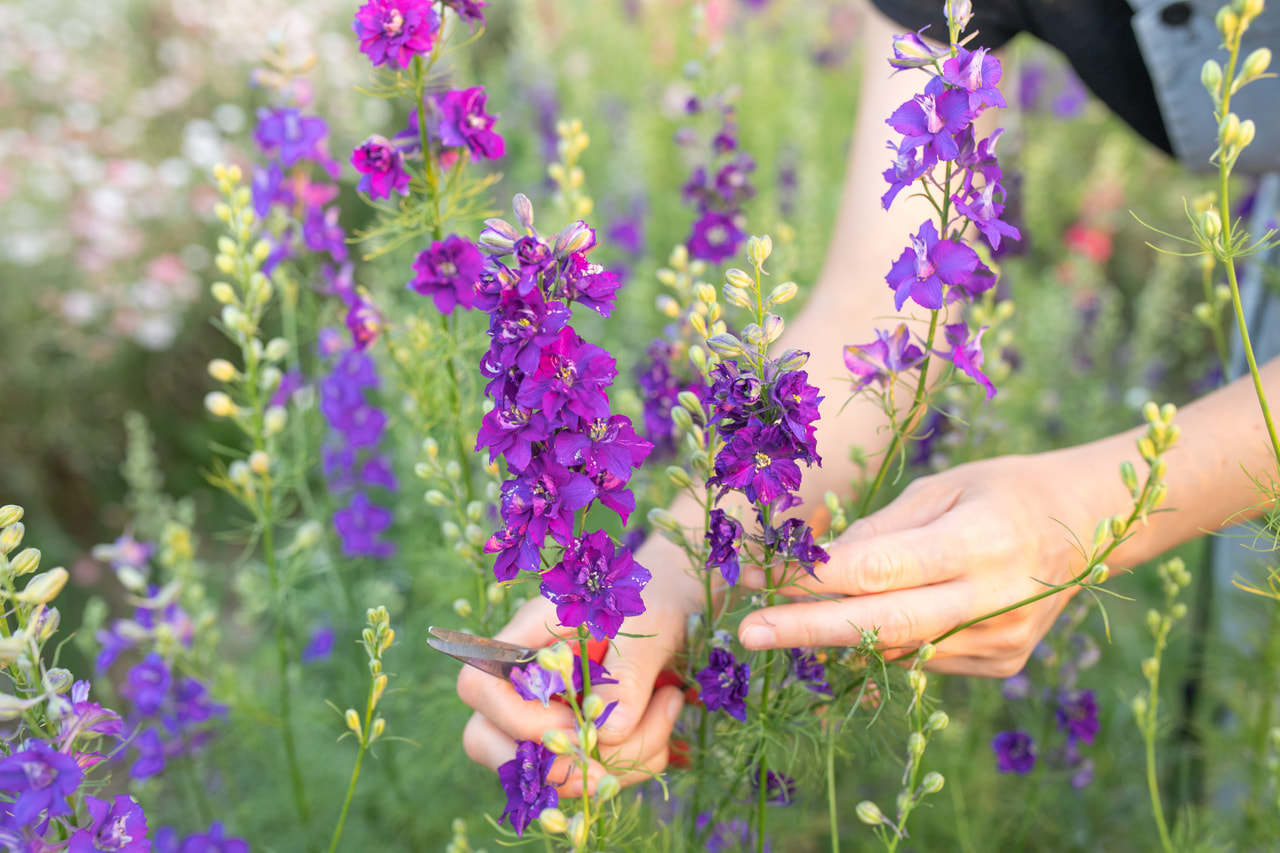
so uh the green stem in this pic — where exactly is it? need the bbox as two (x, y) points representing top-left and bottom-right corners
(827, 715), (841, 853)
(328, 715), (372, 853)
(1144, 629), (1175, 853)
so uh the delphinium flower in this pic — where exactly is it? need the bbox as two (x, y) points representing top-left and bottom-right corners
(696, 647), (751, 722)
(117, 652), (228, 782)
(635, 338), (706, 456)
(66, 795), (149, 853)
(497, 741), (558, 836)
(679, 103), (754, 264)
(352, 0), (440, 70)
(991, 729), (1037, 775)
(351, 135), (412, 200)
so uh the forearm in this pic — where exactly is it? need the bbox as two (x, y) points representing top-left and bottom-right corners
(1051, 357), (1280, 572)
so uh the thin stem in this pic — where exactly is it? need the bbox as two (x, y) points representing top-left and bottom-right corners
(827, 714), (841, 853)
(1144, 627), (1175, 853)
(328, 686), (375, 853)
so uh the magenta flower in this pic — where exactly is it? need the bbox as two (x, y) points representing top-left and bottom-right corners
(687, 209), (746, 264)
(992, 730), (1036, 774)
(939, 322), (996, 400)
(942, 47), (1006, 110)
(553, 415), (652, 480)
(953, 181), (1021, 251)
(696, 648), (750, 721)
(497, 741), (558, 836)
(352, 0), (440, 69)
(67, 795), (149, 853)
(540, 530), (650, 640)
(476, 405), (552, 471)
(769, 370), (822, 457)
(885, 220), (979, 310)
(515, 327), (617, 429)
(351, 135), (411, 199)
(345, 293), (383, 352)
(844, 324), (927, 393)
(886, 80), (974, 162)
(409, 234), (485, 314)
(493, 456), (597, 550)
(710, 418), (804, 505)
(435, 87), (505, 161)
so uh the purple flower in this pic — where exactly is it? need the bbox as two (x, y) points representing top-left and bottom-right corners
(123, 654), (171, 717)
(885, 220), (979, 311)
(351, 135), (412, 199)
(352, 0), (440, 69)
(1055, 689), (1100, 745)
(881, 138), (931, 210)
(498, 741), (558, 836)
(484, 524), (544, 581)
(486, 288), (572, 376)
(409, 234), (485, 314)
(886, 81), (974, 162)
(710, 418), (804, 505)
(790, 649), (832, 695)
(560, 253), (622, 317)
(509, 658), (617, 707)
(95, 534), (154, 572)
(302, 204), (348, 264)
(494, 455), (597, 550)
(0, 741), (83, 828)
(699, 816), (770, 853)
(706, 361), (763, 430)
(754, 767), (796, 806)
(333, 492), (395, 558)
(696, 648), (750, 722)
(706, 508), (744, 586)
(939, 323), (995, 400)
(844, 324), (926, 393)
(435, 87), (505, 161)
(954, 182), (1020, 252)
(476, 405), (552, 472)
(1001, 670), (1031, 700)
(763, 517), (828, 578)
(129, 728), (166, 780)
(770, 369), (822, 459)
(540, 531), (650, 641)
(254, 108), (329, 167)
(590, 470), (637, 525)
(515, 327), (617, 429)
(991, 730), (1036, 775)
(302, 625), (336, 663)
(67, 795), (149, 853)
(251, 164), (291, 218)
(444, 0), (486, 25)
(553, 415), (652, 481)
(175, 822), (250, 853)
(687, 210), (746, 264)
(888, 29), (950, 71)
(345, 292), (382, 352)
(941, 47), (1006, 110)
(54, 681), (124, 754)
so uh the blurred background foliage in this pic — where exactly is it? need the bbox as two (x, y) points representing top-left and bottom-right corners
(3, 0), (1274, 849)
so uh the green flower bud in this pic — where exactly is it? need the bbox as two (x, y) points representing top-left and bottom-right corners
(909, 669), (927, 697)
(1217, 7), (1240, 41)
(0, 506), (22, 528)
(581, 722), (598, 754)
(1200, 208), (1223, 240)
(928, 711), (950, 731)
(444, 460), (462, 482)
(0, 694), (37, 721)
(17, 568), (68, 605)
(1086, 563), (1109, 585)
(543, 728), (574, 755)
(208, 359), (238, 383)
(539, 808), (568, 834)
(33, 607), (59, 641)
(263, 338), (289, 363)
(453, 598), (473, 618)
(917, 643), (936, 662)
(486, 583), (506, 606)
(722, 285), (752, 308)
(694, 282), (717, 305)
(204, 392), (236, 419)
(907, 732), (926, 759)
(1242, 47), (1272, 84)
(666, 466), (694, 489)
(689, 344), (709, 371)
(647, 508), (682, 534)
(855, 801), (885, 826)
(747, 235), (772, 267)
(596, 773), (620, 801)
(689, 312), (709, 339)
(775, 348), (809, 371)
(9, 548), (40, 576)
(677, 390), (703, 415)
(1192, 302), (1215, 324)
(369, 717), (386, 741)
(766, 281), (798, 307)
(424, 490), (449, 507)
(248, 450), (270, 476)
(1220, 112), (1242, 146)
(568, 813), (588, 849)
(1202, 58), (1224, 95)
(1237, 118), (1256, 149)
(706, 333), (745, 358)
(43, 667), (73, 694)
(345, 709), (362, 738)
(919, 771), (945, 795)
(1171, 602), (1188, 621)
(583, 693), (607, 721)
(1132, 694), (1149, 719)
(0, 633), (27, 667)
(1146, 608), (1162, 635)
(725, 268), (753, 290)
(671, 406), (694, 433)
(762, 314), (785, 345)
(262, 405), (288, 437)
(1142, 656), (1160, 682)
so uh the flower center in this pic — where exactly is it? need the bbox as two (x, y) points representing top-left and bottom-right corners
(438, 261), (458, 278)
(383, 9), (404, 37)
(707, 225), (728, 246)
(753, 451), (771, 470)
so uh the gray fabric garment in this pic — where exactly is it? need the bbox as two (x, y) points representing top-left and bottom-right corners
(1127, 0), (1280, 174)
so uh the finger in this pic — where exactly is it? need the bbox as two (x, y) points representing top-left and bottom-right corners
(592, 629), (682, 748)
(738, 581), (977, 651)
(462, 711), (518, 773)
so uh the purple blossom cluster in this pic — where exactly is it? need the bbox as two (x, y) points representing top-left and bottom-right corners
(352, 0), (486, 71)
(845, 28), (1022, 402)
(118, 653), (227, 782)
(635, 340), (706, 456)
(679, 103), (753, 264)
(317, 335), (399, 559)
(154, 822), (251, 853)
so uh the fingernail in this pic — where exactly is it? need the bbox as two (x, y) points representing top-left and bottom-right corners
(666, 691), (683, 722)
(600, 706), (629, 733)
(741, 624), (776, 649)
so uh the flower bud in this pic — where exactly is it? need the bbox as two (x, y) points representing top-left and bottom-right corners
(648, 508), (682, 534)
(345, 709), (362, 737)
(264, 337), (290, 363)
(542, 728), (574, 755)
(670, 406), (694, 433)
(33, 607), (59, 641)
(928, 711), (950, 731)
(9, 548), (39, 576)
(208, 359), (238, 382)
(666, 466), (694, 489)
(248, 450), (270, 476)
(16, 567), (68, 605)
(1219, 112), (1241, 147)
(0, 506), (22, 528)
(916, 643), (936, 663)
(1200, 208), (1223, 240)
(1201, 59), (1224, 95)
(908, 669), (927, 697)
(424, 490), (450, 507)
(855, 801), (885, 826)
(689, 345), (709, 371)
(775, 348), (809, 371)
(568, 813), (588, 849)
(0, 694), (37, 721)
(766, 281), (798, 308)
(1237, 118), (1256, 149)
(1142, 656), (1160, 681)
(689, 312), (709, 339)
(583, 693), (607, 721)
(369, 717), (386, 741)
(907, 731), (926, 759)
(747, 235), (772, 267)
(1217, 7), (1240, 41)
(512, 193), (535, 229)
(725, 268), (753, 290)
(204, 392), (236, 419)
(1171, 602), (1188, 621)
(263, 406), (288, 437)
(722, 285), (752, 308)
(1086, 563), (1109, 585)
(539, 808), (568, 834)
(596, 773), (620, 801)
(1192, 302), (1215, 325)
(1146, 608), (1162, 636)
(485, 582), (506, 606)
(581, 721), (598, 754)
(1242, 47), (1272, 83)
(453, 598), (472, 618)
(762, 314), (785, 345)
(919, 771), (946, 795)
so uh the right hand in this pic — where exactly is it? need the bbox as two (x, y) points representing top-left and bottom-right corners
(458, 536), (704, 796)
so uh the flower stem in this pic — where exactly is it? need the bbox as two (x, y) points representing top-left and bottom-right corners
(827, 714), (841, 853)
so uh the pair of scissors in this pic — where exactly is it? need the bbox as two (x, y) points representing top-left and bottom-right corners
(427, 626), (610, 683)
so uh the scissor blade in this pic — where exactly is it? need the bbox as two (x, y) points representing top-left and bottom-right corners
(426, 626), (536, 682)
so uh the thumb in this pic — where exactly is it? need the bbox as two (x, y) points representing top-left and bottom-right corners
(590, 630), (680, 747)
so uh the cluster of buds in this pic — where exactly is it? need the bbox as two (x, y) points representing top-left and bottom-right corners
(548, 118), (593, 222)
(344, 606), (394, 747)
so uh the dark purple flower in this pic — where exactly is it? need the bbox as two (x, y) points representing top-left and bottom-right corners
(696, 648), (750, 722)
(515, 327), (616, 429)
(497, 741), (558, 836)
(710, 418), (804, 505)
(251, 164), (291, 218)
(706, 508), (744, 586)
(351, 135), (412, 199)
(790, 649), (832, 695)
(0, 741), (83, 828)
(882, 138), (931, 210)
(333, 492), (395, 558)
(129, 728), (166, 780)
(486, 289), (572, 376)
(254, 108), (330, 167)
(941, 47), (1006, 110)
(409, 234), (485, 314)
(886, 80), (974, 162)
(560, 253), (622, 317)
(939, 323), (995, 400)
(687, 210), (746, 264)
(540, 531), (650, 641)
(700, 816), (770, 853)
(352, 0), (440, 69)
(590, 470), (637, 525)
(706, 361), (763, 430)
(444, 0), (486, 25)
(554, 415), (652, 480)
(302, 626), (336, 663)
(435, 87), (505, 161)
(176, 822), (250, 853)
(67, 795), (149, 853)
(713, 154), (756, 206)
(1001, 670), (1031, 700)
(476, 405), (552, 472)
(169, 678), (226, 728)
(513, 236), (553, 272)
(494, 455), (597, 550)
(1055, 689), (1100, 745)
(885, 220), (979, 311)
(991, 730), (1036, 775)
(270, 368), (306, 408)
(359, 455), (398, 491)
(55, 681), (124, 754)
(764, 517), (828, 577)
(754, 767), (796, 806)
(770, 369), (822, 458)
(607, 216), (644, 256)
(844, 324), (926, 393)
(123, 654), (171, 717)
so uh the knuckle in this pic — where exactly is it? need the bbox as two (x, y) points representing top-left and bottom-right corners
(853, 549), (899, 594)
(876, 605), (918, 647)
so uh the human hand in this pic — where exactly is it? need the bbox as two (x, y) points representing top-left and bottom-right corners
(458, 536), (704, 795)
(737, 452), (1121, 677)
